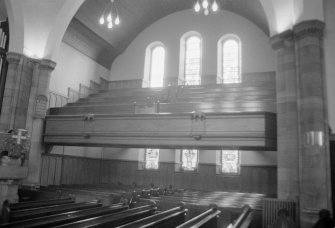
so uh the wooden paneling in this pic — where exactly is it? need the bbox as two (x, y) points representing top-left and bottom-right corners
(44, 112), (276, 150)
(41, 155), (277, 196)
(40, 155), (101, 186)
(108, 79), (144, 89)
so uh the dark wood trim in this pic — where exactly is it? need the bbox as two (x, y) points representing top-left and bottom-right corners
(41, 155), (277, 196)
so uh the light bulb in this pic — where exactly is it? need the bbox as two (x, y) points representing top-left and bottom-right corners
(107, 13), (112, 22)
(108, 22), (113, 29)
(194, 1), (201, 12)
(115, 15), (120, 25)
(202, 0), (209, 9)
(99, 16), (105, 25)
(212, 0), (218, 12)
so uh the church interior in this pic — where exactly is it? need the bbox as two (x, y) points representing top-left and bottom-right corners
(0, 0), (334, 227)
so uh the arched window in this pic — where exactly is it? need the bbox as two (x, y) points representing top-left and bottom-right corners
(217, 35), (241, 84)
(143, 42), (165, 88)
(179, 32), (202, 85)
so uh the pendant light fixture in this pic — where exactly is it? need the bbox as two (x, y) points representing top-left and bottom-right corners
(99, 0), (120, 29)
(194, 0), (220, 15)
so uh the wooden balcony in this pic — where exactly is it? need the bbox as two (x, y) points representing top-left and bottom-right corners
(44, 112), (276, 150)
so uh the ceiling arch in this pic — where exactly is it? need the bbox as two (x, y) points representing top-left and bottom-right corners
(75, 0), (270, 55)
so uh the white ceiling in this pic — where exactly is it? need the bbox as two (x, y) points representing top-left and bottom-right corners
(75, 0), (269, 54)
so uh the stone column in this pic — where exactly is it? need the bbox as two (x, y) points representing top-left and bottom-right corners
(26, 59), (56, 185)
(270, 31), (300, 202)
(294, 20), (332, 226)
(0, 53), (35, 131)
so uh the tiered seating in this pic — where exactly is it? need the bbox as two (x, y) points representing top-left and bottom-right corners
(49, 87), (169, 115)
(44, 80), (277, 150)
(49, 82), (275, 115)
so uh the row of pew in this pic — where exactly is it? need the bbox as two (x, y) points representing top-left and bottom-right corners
(1, 194), (253, 227)
(49, 82), (276, 115)
(40, 183), (260, 226)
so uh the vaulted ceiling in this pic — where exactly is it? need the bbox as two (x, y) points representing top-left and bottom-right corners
(75, 0), (269, 55)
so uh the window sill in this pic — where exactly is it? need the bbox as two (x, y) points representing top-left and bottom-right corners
(216, 173), (240, 177)
(175, 169), (199, 174)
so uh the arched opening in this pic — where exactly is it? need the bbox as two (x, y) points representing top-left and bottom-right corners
(143, 42), (166, 88)
(179, 31), (202, 85)
(217, 35), (241, 84)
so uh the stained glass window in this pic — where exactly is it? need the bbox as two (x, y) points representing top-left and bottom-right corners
(149, 46), (165, 88)
(221, 150), (240, 174)
(181, 149), (198, 171)
(223, 38), (241, 83)
(185, 36), (201, 85)
(145, 149), (159, 170)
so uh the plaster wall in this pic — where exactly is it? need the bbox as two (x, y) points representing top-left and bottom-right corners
(110, 9), (276, 81)
(50, 42), (110, 95)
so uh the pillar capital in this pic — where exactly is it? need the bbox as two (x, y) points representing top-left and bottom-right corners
(39, 59), (56, 71)
(293, 20), (325, 40)
(6, 52), (23, 65)
(270, 30), (294, 51)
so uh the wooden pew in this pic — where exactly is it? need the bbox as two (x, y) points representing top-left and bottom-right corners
(1, 197), (75, 223)
(4, 197), (74, 211)
(176, 205), (221, 228)
(116, 203), (187, 228)
(149, 187), (161, 197)
(44, 185), (118, 205)
(53, 203), (158, 228)
(158, 191), (263, 210)
(7, 201), (102, 222)
(227, 205), (253, 228)
(0, 203), (128, 228)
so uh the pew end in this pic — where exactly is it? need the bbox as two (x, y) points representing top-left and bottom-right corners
(176, 204), (221, 228)
(227, 204), (254, 228)
(0, 200), (10, 224)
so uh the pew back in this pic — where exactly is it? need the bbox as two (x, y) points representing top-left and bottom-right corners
(53, 204), (157, 228)
(8, 197), (74, 210)
(116, 204), (187, 228)
(9, 201), (102, 222)
(227, 205), (253, 228)
(176, 206), (221, 228)
(0, 204), (127, 228)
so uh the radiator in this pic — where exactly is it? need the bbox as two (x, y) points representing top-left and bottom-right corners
(262, 198), (297, 228)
